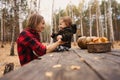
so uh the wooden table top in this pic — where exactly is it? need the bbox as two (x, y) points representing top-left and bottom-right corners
(0, 48), (120, 80)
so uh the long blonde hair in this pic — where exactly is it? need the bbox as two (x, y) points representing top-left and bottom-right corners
(26, 13), (44, 29)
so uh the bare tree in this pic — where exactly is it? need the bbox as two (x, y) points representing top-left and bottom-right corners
(18, 0), (23, 33)
(89, 4), (92, 36)
(113, 1), (118, 40)
(98, 2), (104, 37)
(95, 0), (100, 37)
(50, 0), (54, 43)
(69, 1), (77, 43)
(53, 12), (57, 33)
(79, 0), (84, 36)
(10, 0), (18, 56)
(0, 0), (4, 48)
(107, 0), (114, 42)
(104, 0), (108, 38)
(38, 0), (41, 12)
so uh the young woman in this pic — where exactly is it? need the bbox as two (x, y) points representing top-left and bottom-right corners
(17, 13), (64, 66)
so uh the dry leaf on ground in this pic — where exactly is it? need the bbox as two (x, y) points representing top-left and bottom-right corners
(49, 54), (53, 57)
(80, 58), (85, 61)
(52, 64), (62, 68)
(94, 56), (105, 60)
(45, 71), (53, 77)
(70, 65), (81, 70)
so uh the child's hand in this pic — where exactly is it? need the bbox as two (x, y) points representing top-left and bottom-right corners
(57, 38), (65, 45)
(57, 35), (62, 41)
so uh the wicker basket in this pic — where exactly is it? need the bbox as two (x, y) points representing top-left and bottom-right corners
(87, 42), (112, 53)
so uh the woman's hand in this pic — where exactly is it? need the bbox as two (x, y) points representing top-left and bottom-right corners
(46, 36), (65, 53)
(57, 35), (68, 45)
(57, 35), (66, 44)
(57, 38), (64, 45)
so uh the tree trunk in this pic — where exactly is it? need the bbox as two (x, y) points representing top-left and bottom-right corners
(38, 0), (40, 12)
(54, 14), (57, 33)
(58, 8), (61, 31)
(79, 0), (84, 36)
(113, 2), (118, 41)
(1, 11), (4, 48)
(10, 25), (15, 56)
(107, 0), (114, 42)
(1, 1), (4, 48)
(10, 0), (18, 56)
(71, 5), (77, 43)
(98, 3), (104, 37)
(104, 0), (108, 38)
(89, 5), (92, 37)
(19, 0), (23, 33)
(80, 13), (83, 36)
(50, 0), (54, 43)
(95, 0), (99, 37)
(96, 10), (99, 37)
(19, 20), (23, 33)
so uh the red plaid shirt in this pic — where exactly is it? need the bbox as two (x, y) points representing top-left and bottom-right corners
(17, 28), (46, 66)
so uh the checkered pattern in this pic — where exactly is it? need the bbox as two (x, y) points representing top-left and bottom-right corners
(17, 28), (46, 66)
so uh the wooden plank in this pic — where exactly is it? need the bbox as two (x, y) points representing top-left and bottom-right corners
(54, 50), (101, 80)
(74, 48), (120, 80)
(108, 49), (120, 56)
(31, 52), (63, 80)
(96, 53), (120, 64)
(0, 52), (61, 80)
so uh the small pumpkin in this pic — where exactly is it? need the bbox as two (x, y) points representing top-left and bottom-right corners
(77, 36), (97, 49)
(77, 36), (87, 49)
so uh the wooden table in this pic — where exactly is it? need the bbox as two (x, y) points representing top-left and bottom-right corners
(0, 48), (120, 80)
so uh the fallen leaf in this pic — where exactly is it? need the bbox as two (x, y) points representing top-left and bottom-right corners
(52, 64), (62, 68)
(70, 65), (80, 70)
(94, 56), (105, 60)
(45, 71), (53, 77)
(94, 57), (99, 60)
(80, 58), (85, 61)
(49, 54), (53, 57)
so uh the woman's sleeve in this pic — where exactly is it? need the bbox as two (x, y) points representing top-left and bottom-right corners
(21, 33), (46, 56)
(29, 38), (46, 56)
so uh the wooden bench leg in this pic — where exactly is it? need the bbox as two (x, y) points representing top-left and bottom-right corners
(3, 63), (14, 75)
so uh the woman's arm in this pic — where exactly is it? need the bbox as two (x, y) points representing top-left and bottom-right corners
(46, 39), (63, 53)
